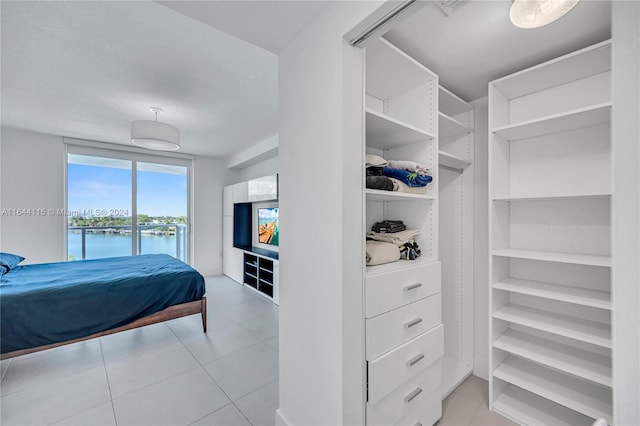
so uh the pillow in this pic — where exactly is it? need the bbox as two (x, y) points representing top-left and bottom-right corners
(0, 252), (25, 275)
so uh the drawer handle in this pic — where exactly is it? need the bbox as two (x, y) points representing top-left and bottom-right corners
(405, 387), (423, 403)
(405, 318), (423, 329)
(404, 283), (422, 291)
(407, 353), (425, 367)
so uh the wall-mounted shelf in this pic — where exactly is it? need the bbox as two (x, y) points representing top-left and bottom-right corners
(493, 304), (611, 348)
(438, 85), (472, 117)
(438, 150), (471, 170)
(492, 248), (611, 267)
(493, 356), (612, 424)
(493, 103), (611, 142)
(493, 278), (611, 310)
(439, 112), (471, 140)
(365, 188), (434, 202)
(493, 329), (611, 387)
(492, 193), (611, 202)
(366, 108), (435, 149)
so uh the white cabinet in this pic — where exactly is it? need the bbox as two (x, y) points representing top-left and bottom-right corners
(488, 40), (612, 425)
(222, 215), (243, 283)
(232, 181), (248, 203)
(223, 185), (233, 216)
(363, 37), (442, 426)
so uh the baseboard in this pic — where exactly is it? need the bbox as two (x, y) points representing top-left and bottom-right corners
(275, 409), (291, 426)
(473, 356), (489, 380)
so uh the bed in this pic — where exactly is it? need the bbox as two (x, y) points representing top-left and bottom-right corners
(0, 253), (206, 359)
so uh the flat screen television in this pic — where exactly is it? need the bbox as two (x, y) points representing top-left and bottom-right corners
(258, 207), (279, 246)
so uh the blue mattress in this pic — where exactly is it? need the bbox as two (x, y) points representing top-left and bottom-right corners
(0, 254), (205, 354)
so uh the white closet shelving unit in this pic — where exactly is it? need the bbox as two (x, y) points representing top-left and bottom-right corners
(363, 37), (443, 426)
(488, 40), (613, 425)
(437, 85), (475, 396)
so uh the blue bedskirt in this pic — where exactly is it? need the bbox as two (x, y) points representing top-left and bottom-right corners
(0, 254), (205, 353)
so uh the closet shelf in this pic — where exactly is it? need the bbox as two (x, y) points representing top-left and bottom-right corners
(438, 151), (471, 170)
(492, 248), (611, 267)
(493, 356), (612, 423)
(493, 329), (612, 387)
(365, 188), (435, 202)
(365, 257), (436, 277)
(439, 112), (471, 140)
(493, 385), (595, 426)
(493, 304), (611, 348)
(492, 102), (611, 142)
(366, 108), (435, 149)
(492, 193), (611, 202)
(493, 278), (611, 310)
(439, 85), (472, 117)
(366, 38), (437, 101)
(491, 40), (611, 99)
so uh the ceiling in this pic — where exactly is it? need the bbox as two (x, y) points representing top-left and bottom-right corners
(385, 0), (612, 101)
(1, 0), (612, 159)
(0, 1), (294, 158)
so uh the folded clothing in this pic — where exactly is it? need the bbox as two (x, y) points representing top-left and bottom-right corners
(387, 160), (431, 176)
(372, 220), (406, 233)
(366, 241), (400, 266)
(366, 176), (397, 191)
(400, 241), (421, 260)
(367, 229), (419, 246)
(382, 167), (433, 187)
(389, 178), (428, 194)
(366, 166), (384, 176)
(366, 154), (388, 168)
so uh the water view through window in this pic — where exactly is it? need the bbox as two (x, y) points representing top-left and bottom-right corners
(67, 154), (188, 261)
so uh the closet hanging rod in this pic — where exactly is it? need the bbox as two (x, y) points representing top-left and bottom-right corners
(346, 0), (423, 47)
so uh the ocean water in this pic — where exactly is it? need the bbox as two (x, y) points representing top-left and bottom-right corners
(68, 232), (183, 261)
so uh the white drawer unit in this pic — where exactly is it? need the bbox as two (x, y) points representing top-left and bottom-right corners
(368, 324), (444, 403)
(366, 293), (442, 360)
(366, 360), (442, 426)
(395, 387), (442, 426)
(366, 261), (441, 318)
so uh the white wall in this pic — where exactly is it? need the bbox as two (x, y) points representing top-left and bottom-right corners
(0, 126), (236, 276)
(471, 97), (489, 380)
(612, 2), (640, 424)
(192, 155), (240, 276)
(0, 127), (66, 264)
(277, 2), (383, 425)
(239, 156), (279, 182)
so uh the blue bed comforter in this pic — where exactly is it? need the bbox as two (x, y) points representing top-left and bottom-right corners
(0, 254), (205, 354)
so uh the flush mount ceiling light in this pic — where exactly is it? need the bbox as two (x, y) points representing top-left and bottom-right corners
(131, 107), (180, 151)
(510, 0), (580, 29)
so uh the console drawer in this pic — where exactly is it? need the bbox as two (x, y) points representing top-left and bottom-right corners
(366, 360), (442, 426)
(365, 261), (441, 318)
(368, 324), (444, 403)
(366, 294), (441, 360)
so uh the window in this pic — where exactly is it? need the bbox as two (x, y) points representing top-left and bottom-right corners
(66, 142), (192, 263)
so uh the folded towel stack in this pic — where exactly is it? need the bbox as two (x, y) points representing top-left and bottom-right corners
(364, 154), (433, 193)
(371, 220), (406, 233)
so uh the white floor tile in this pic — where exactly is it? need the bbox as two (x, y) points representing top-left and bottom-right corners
(113, 367), (230, 426)
(100, 322), (179, 364)
(237, 311), (279, 342)
(53, 402), (116, 426)
(1, 340), (103, 396)
(167, 312), (234, 342)
(203, 343), (279, 401)
(205, 276), (245, 296)
(264, 336), (278, 352)
(0, 358), (11, 381)
(105, 342), (200, 399)
(189, 403), (251, 426)
(181, 324), (261, 365)
(0, 366), (110, 426)
(235, 380), (279, 426)
(219, 300), (278, 324)
(208, 288), (265, 310)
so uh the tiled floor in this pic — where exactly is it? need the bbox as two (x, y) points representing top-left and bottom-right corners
(0, 275), (513, 426)
(0, 276), (278, 426)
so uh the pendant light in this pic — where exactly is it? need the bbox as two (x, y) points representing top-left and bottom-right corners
(510, 0), (580, 29)
(131, 107), (180, 151)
